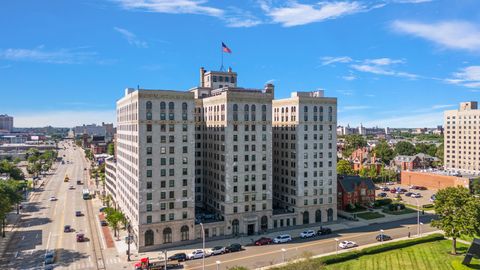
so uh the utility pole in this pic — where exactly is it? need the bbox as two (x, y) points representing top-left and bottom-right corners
(127, 222), (131, 261)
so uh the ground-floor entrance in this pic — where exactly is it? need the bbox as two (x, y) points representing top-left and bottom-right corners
(247, 224), (255, 235)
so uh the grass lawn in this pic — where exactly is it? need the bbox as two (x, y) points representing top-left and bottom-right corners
(460, 234), (480, 243)
(324, 239), (480, 270)
(405, 203), (435, 210)
(356, 212), (385, 220)
(382, 207), (416, 215)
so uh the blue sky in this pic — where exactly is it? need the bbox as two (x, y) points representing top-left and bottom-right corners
(1, 0), (479, 127)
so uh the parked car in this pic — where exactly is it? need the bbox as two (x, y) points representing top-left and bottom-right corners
(411, 185), (420, 190)
(376, 234), (392, 241)
(186, 249), (206, 260)
(64, 225), (72, 233)
(75, 210), (82, 217)
(389, 189), (397, 193)
(211, 246), (226, 255)
(375, 186), (380, 190)
(68, 185), (75, 190)
(430, 194), (436, 202)
(381, 187), (390, 191)
(339, 241), (357, 249)
(300, 230), (316, 238)
(168, 253), (187, 262)
(225, 243), (242, 253)
(76, 233), (85, 242)
(44, 250), (55, 265)
(100, 220), (108, 226)
(405, 192), (413, 197)
(417, 186), (427, 190)
(411, 193), (422, 198)
(400, 188), (408, 192)
(273, 234), (292, 244)
(378, 192), (387, 198)
(255, 237), (273, 246)
(49, 196), (57, 201)
(317, 227), (332, 235)
(99, 207), (107, 212)
(386, 182), (395, 185)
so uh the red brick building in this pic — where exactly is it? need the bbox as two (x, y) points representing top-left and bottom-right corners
(349, 147), (382, 173)
(337, 175), (376, 210)
(401, 171), (471, 190)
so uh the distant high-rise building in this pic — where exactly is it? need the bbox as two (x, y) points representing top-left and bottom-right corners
(0, 114), (13, 133)
(444, 101), (480, 175)
(73, 124), (106, 137)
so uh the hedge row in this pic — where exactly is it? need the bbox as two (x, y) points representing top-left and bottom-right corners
(319, 233), (445, 265)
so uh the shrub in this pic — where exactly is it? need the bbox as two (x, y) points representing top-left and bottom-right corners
(387, 203), (405, 211)
(422, 204), (434, 209)
(374, 198), (392, 207)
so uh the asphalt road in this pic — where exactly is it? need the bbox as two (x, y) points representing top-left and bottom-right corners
(183, 215), (438, 270)
(0, 141), (105, 270)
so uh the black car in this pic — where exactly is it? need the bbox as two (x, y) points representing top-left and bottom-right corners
(378, 192), (387, 197)
(317, 227), (332, 235)
(168, 253), (187, 262)
(100, 220), (108, 226)
(376, 234), (392, 241)
(405, 192), (413, 197)
(225, 243), (242, 253)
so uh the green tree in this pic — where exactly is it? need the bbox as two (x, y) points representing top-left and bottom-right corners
(358, 167), (368, 178)
(367, 166), (377, 179)
(373, 140), (394, 164)
(342, 134), (367, 157)
(106, 210), (124, 239)
(0, 180), (23, 237)
(471, 178), (480, 195)
(337, 160), (354, 175)
(436, 143), (444, 162)
(395, 141), (416, 156)
(107, 143), (115, 156)
(431, 187), (480, 254)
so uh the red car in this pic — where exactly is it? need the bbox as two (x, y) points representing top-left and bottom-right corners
(390, 188), (397, 193)
(417, 186), (427, 190)
(255, 237), (273, 246)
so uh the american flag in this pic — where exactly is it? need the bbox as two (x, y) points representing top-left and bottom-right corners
(222, 42), (232, 53)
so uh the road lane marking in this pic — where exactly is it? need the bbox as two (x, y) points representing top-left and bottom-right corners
(46, 232), (52, 250)
(186, 223), (427, 270)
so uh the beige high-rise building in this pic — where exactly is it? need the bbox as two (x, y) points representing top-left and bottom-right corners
(444, 101), (480, 175)
(116, 89), (196, 251)
(111, 67), (338, 251)
(272, 91), (338, 227)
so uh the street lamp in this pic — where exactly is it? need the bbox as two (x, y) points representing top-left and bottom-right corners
(413, 197), (420, 237)
(281, 248), (286, 262)
(380, 229), (384, 244)
(420, 222), (424, 237)
(216, 260), (221, 270)
(200, 223), (205, 270)
(334, 238), (339, 255)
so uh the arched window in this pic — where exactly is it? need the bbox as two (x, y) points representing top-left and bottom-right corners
(304, 106), (308, 112)
(182, 102), (188, 110)
(145, 229), (154, 246)
(261, 216), (268, 231)
(251, 104), (256, 111)
(163, 227), (172, 243)
(169, 102), (174, 110)
(160, 102), (166, 110)
(315, 209), (322, 223)
(146, 112), (152, 120)
(327, 208), (334, 222)
(232, 219), (240, 235)
(146, 101), (152, 110)
(262, 105), (267, 112)
(181, 225), (189, 241)
(303, 211), (309, 224)
(313, 106), (317, 112)
(233, 104), (238, 111)
(244, 104), (249, 111)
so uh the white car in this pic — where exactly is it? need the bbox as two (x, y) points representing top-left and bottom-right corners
(300, 230), (316, 238)
(273, 234), (292, 243)
(210, 246), (226, 255)
(339, 241), (357, 249)
(49, 196), (57, 201)
(186, 249), (208, 260)
(411, 193), (422, 198)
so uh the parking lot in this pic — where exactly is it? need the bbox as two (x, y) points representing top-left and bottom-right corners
(376, 183), (436, 207)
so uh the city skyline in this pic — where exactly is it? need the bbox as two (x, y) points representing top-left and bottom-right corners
(1, 0), (480, 128)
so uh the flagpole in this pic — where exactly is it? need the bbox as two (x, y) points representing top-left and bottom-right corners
(220, 43), (224, 71)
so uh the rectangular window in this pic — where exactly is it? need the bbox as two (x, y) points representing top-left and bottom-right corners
(146, 204), (152, 212)
(146, 170), (152, 177)
(147, 182), (152, 189)
(146, 215), (152, 224)
(146, 193), (152, 200)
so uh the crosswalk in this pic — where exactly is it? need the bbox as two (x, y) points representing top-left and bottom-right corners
(61, 257), (123, 269)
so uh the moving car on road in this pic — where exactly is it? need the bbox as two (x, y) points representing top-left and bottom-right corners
(63, 225), (72, 232)
(44, 250), (55, 265)
(273, 234), (292, 244)
(75, 211), (82, 217)
(225, 243), (242, 253)
(255, 237), (273, 246)
(49, 196), (57, 201)
(210, 246), (226, 255)
(317, 227), (332, 236)
(300, 230), (316, 238)
(339, 241), (357, 249)
(168, 253), (187, 262)
(376, 234), (392, 241)
(76, 233), (85, 242)
(100, 220), (108, 226)
(68, 185), (74, 190)
(186, 249), (208, 260)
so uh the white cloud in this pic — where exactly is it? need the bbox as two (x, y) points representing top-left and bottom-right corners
(336, 89), (354, 96)
(364, 58), (404, 66)
(445, 66), (480, 89)
(0, 47), (96, 64)
(114, 0), (223, 17)
(114, 27), (148, 48)
(391, 20), (480, 51)
(14, 110), (115, 127)
(340, 111), (443, 128)
(350, 58), (418, 79)
(223, 7), (262, 27)
(342, 75), (357, 81)
(393, 0), (432, 3)
(321, 56), (353, 66)
(263, 1), (367, 27)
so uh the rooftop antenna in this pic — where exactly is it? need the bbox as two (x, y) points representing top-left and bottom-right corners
(137, 85), (140, 90)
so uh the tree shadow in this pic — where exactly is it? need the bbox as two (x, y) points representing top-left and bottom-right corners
(16, 217), (52, 228)
(2, 248), (91, 269)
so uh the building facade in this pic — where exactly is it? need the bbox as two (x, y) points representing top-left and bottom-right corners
(272, 91), (338, 225)
(337, 175), (375, 210)
(0, 114), (13, 133)
(112, 68), (339, 251)
(444, 101), (480, 175)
